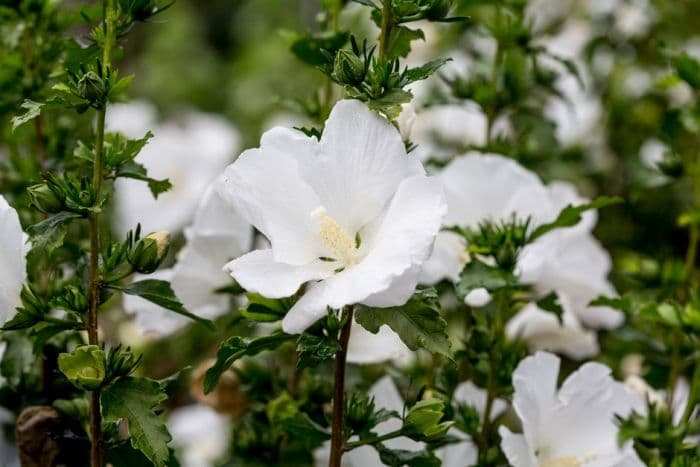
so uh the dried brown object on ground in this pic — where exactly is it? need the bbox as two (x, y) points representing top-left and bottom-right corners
(190, 358), (248, 417)
(16, 406), (62, 467)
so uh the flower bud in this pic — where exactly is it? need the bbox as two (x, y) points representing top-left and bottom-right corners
(20, 284), (45, 316)
(58, 345), (106, 391)
(28, 184), (65, 214)
(129, 231), (171, 274)
(77, 71), (106, 104)
(333, 49), (365, 85)
(465, 287), (492, 307)
(404, 398), (453, 441)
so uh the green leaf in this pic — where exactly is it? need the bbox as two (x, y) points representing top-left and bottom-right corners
(116, 161), (172, 199)
(278, 412), (331, 447)
(589, 295), (633, 314)
(386, 25), (424, 59)
(102, 377), (172, 467)
(455, 260), (518, 300)
(676, 53), (700, 89)
(12, 100), (43, 130)
(375, 444), (440, 467)
(535, 292), (564, 325)
(402, 57), (450, 85)
(113, 280), (214, 330)
(355, 289), (451, 358)
(27, 212), (83, 255)
(289, 31), (349, 66)
(203, 331), (295, 394)
(528, 196), (623, 242)
(240, 293), (292, 322)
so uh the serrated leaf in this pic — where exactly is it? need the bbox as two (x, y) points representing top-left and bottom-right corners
(296, 332), (342, 370)
(102, 377), (172, 467)
(289, 31), (349, 66)
(403, 57), (450, 85)
(386, 25), (424, 59)
(115, 161), (172, 199)
(113, 280), (214, 330)
(528, 196), (623, 242)
(535, 292), (564, 325)
(27, 212), (83, 256)
(203, 331), (295, 393)
(455, 260), (518, 300)
(355, 289), (451, 358)
(375, 444), (441, 467)
(240, 293), (292, 323)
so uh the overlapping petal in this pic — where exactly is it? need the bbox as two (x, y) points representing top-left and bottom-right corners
(0, 195), (26, 325)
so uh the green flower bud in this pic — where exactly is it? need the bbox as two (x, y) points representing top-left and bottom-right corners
(27, 184), (65, 214)
(404, 398), (453, 441)
(58, 345), (106, 391)
(77, 71), (106, 104)
(333, 49), (365, 85)
(20, 284), (45, 316)
(129, 231), (171, 274)
(425, 0), (453, 20)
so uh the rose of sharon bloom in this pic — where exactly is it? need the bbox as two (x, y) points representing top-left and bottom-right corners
(500, 352), (643, 467)
(123, 177), (253, 335)
(313, 376), (424, 466)
(219, 99), (446, 334)
(168, 404), (231, 467)
(0, 195), (26, 326)
(420, 153), (621, 359)
(106, 101), (239, 236)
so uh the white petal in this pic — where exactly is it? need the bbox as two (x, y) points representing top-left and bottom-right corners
(440, 153), (555, 228)
(506, 303), (599, 360)
(298, 99), (425, 233)
(113, 108), (238, 236)
(499, 428), (537, 467)
(411, 104), (487, 161)
(367, 376), (424, 452)
(419, 231), (466, 285)
(168, 404), (231, 467)
(0, 195), (26, 325)
(361, 264), (422, 308)
(282, 176), (445, 333)
(346, 321), (411, 365)
(105, 100), (158, 138)
(546, 181), (597, 233)
(218, 129), (323, 265)
(453, 381), (507, 420)
(435, 429), (477, 467)
(465, 288), (492, 307)
(226, 249), (335, 300)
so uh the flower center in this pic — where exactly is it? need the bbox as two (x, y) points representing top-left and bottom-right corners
(539, 453), (595, 467)
(311, 206), (358, 266)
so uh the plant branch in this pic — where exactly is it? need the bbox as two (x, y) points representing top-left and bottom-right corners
(378, 0), (393, 62)
(343, 428), (404, 451)
(329, 305), (354, 467)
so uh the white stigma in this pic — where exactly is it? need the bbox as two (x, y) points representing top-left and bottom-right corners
(311, 206), (358, 266)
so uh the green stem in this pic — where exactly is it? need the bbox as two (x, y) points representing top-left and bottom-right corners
(343, 428), (404, 451)
(667, 330), (681, 409)
(328, 306), (354, 467)
(88, 2), (114, 466)
(680, 356), (700, 425)
(378, 0), (393, 62)
(684, 225), (698, 282)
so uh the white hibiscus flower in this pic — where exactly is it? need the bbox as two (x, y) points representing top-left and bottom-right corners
(0, 195), (26, 326)
(218, 99), (446, 334)
(420, 153), (622, 359)
(500, 352), (644, 467)
(107, 101), (240, 236)
(123, 177), (253, 335)
(168, 404), (231, 467)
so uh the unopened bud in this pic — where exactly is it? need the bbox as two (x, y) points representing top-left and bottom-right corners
(404, 398), (453, 440)
(28, 184), (64, 214)
(78, 71), (105, 104)
(130, 231), (171, 274)
(58, 345), (106, 391)
(334, 49), (365, 85)
(465, 287), (492, 307)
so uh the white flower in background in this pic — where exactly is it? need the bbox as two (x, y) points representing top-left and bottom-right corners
(436, 381), (508, 466)
(500, 352), (643, 467)
(420, 153), (622, 358)
(614, 0), (655, 39)
(219, 99), (446, 334)
(168, 404), (231, 467)
(123, 177), (253, 335)
(346, 321), (412, 365)
(107, 101), (240, 235)
(0, 195), (26, 326)
(313, 376), (424, 466)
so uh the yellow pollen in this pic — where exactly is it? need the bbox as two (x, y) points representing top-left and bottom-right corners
(540, 458), (582, 467)
(311, 207), (358, 265)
